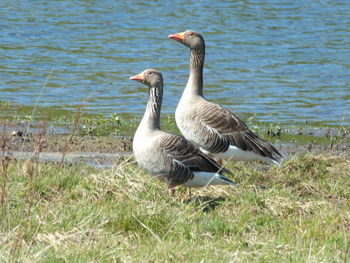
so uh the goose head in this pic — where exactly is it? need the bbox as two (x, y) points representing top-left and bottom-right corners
(129, 69), (163, 88)
(168, 30), (205, 50)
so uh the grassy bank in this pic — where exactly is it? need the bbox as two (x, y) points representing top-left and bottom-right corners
(1, 153), (349, 262)
(1, 108), (349, 262)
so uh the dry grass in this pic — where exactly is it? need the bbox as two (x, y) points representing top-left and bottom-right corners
(0, 147), (349, 262)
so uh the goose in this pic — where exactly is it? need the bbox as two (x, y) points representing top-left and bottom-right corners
(130, 69), (235, 195)
(168, 30), (283, 166)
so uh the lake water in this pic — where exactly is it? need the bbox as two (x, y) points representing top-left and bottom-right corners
(1, 0), (349, 127)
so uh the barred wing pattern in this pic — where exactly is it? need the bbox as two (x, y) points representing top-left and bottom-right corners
(159, 133), (227, 187)
(195, 101), (283, 163)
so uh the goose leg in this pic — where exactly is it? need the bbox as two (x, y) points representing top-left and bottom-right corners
(168, 187), (175, 196)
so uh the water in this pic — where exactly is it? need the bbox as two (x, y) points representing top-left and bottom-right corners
(1, 0), (349, 127)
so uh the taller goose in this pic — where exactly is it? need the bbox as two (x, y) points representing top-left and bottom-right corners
(168, 30), (283, 165)
(130, 69), (234, 195)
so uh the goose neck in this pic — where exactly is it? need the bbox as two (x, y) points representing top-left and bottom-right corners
(140, 84), (162, 131)
(187, 48), (205, 96)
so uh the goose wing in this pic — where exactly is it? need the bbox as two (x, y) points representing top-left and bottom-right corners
(159, 133), (229, 187)
(195, 101), (283, 162)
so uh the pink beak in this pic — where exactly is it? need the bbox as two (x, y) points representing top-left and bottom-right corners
(168, 32), (185, 43)
(129, 73), (144, 82)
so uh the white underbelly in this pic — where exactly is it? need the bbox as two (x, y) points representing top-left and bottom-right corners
(202, 145), (277, 165)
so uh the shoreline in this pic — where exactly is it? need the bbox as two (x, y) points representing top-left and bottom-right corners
(4, 131), (349, 167)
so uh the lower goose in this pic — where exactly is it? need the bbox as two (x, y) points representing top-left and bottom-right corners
(130, 69), (234, 195)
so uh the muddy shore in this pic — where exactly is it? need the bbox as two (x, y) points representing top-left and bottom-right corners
(4, 129), (349, 168)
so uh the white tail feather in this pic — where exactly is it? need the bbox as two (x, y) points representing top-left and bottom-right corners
(183, 172), (234, 187)
(202, 145), (281, 166)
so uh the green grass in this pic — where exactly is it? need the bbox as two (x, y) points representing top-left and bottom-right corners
(2, 101), (349, 145)
(1, 154), (349, 262)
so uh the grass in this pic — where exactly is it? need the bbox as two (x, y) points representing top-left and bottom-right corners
(0, 101), (126, 137)
(0, 153), (349, 262)
(0, 104), (349, 262)
(2, 102), (349, 146)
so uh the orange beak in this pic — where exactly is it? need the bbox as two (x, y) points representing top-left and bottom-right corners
(129, 73), (144, 82)
(168, 32), (185, 43)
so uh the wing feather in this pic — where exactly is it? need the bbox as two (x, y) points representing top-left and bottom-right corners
(195, 101), (283, 162)
(159, 133), (229, 187)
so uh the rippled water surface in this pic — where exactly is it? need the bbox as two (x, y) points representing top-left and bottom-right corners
(1, 0), (349, 127)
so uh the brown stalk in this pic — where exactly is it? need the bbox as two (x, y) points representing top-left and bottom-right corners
(0, 122), (11, 223)
(60, 106), (84, 166)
